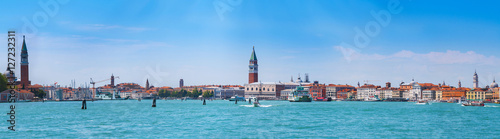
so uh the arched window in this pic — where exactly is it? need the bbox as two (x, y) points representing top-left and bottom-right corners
(263, 88), (265, 91)
(251, 88), (253, 91)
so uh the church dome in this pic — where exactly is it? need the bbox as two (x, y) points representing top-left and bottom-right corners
(491, 80), (498, 88)
(3, 68), (15, 78)
(409, 79), (416, 85)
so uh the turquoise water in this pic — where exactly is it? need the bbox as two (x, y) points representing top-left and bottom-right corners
(1, 100), (500, 138)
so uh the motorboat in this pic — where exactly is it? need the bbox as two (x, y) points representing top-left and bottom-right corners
(252, 97), (260, 107)
(416, 100), (429, 105)
(462, 101), (484, 107)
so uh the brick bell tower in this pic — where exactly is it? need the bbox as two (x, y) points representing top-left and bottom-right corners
(249, 46), (258, 84)
(21, 35), (31, 88)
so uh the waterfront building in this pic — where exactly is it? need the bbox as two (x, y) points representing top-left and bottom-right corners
(492, 87), (500, 100)
(280, 89), (294, 100)
(213, 87), (245, 99)
(131, 91), (152, 99)
(392, 89), (403, 98)
(436, 90), (443, 100)
(244, 82), (285, 100)
(326, 84), (355, 99)
(466, 88), (493, 101)
(422, 89), (436, 100)
(119, 90), (132, 99)
(402, 90), (411, 99)
(336, 89), (355, 100)
(248, 46), (258, 84)
(20, 36), (31, 88)
(350, 90), (357, 99)
(473, 71), (479, 88)
(379, 88), (396, 100)
(442, 87), (469, 101)
(308, 81), (326, 100)
(357, 84), (380, 100)
(0, 89), (34, 102)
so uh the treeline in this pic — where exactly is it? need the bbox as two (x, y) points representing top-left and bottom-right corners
(157, 87), (214, 98)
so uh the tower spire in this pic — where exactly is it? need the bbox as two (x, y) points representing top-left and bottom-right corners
(20, 35), (30, 88)
(248, 46), (258, 83)
(250, 46), (257, 61)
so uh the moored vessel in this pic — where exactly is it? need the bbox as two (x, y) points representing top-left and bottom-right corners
(229, 95), (245, 101)
(288, 86), (312, 102)
(462, 101), (484, 107)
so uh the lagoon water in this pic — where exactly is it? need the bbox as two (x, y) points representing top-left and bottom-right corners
(1, 100), (500, 138)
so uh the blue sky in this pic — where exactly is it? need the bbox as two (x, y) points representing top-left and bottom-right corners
(1, 0), (500, 88)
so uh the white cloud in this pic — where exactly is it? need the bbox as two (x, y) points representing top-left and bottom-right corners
(331, 46), (500, 88)
(335, 46), (500, 65)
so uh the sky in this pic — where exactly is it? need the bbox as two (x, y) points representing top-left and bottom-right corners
(0, 0), (499, 88)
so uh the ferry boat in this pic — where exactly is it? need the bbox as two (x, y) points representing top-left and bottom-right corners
(288, 86), (312, 102)
(462, 101), (484, 107)
(229, 95), (245, 101)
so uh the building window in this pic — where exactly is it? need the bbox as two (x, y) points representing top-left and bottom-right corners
(247, 88), (249, 91)
(263, 88), (265, 91)
(272, 88), (274, 91)
(251, 88), (253, 91)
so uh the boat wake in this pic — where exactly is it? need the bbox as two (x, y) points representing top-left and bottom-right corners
(240, 105), (272, 107)
(484, 105), (500, 108)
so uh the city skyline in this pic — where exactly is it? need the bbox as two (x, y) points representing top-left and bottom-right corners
(1, 0), (500, 88)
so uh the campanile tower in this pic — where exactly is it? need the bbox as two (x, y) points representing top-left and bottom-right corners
(20, 35), (31, 88)
(248, 46), (258, 84)
(473, 70), (478, 88)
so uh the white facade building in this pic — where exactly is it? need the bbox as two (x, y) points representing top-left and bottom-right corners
(244, 82), (285, 100)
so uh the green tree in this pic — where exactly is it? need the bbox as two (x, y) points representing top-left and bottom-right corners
(181, 89), (188, 97)
(0, 74), (7, 92)
(33, 89), (46, 99)
(202, 90), (213, 98)
(192, 88), (198, 98)
(158, 90), (166, 98)
(171, 91), (179, 98)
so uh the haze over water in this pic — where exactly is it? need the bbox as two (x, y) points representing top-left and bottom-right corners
(2, 100), (500, 138)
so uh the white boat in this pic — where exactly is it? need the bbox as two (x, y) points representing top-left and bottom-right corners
(416, 100), (429, 105)
(364, 97), (380, 102)
(246, 96), (256, 102)
(252, 97), (260, 107)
